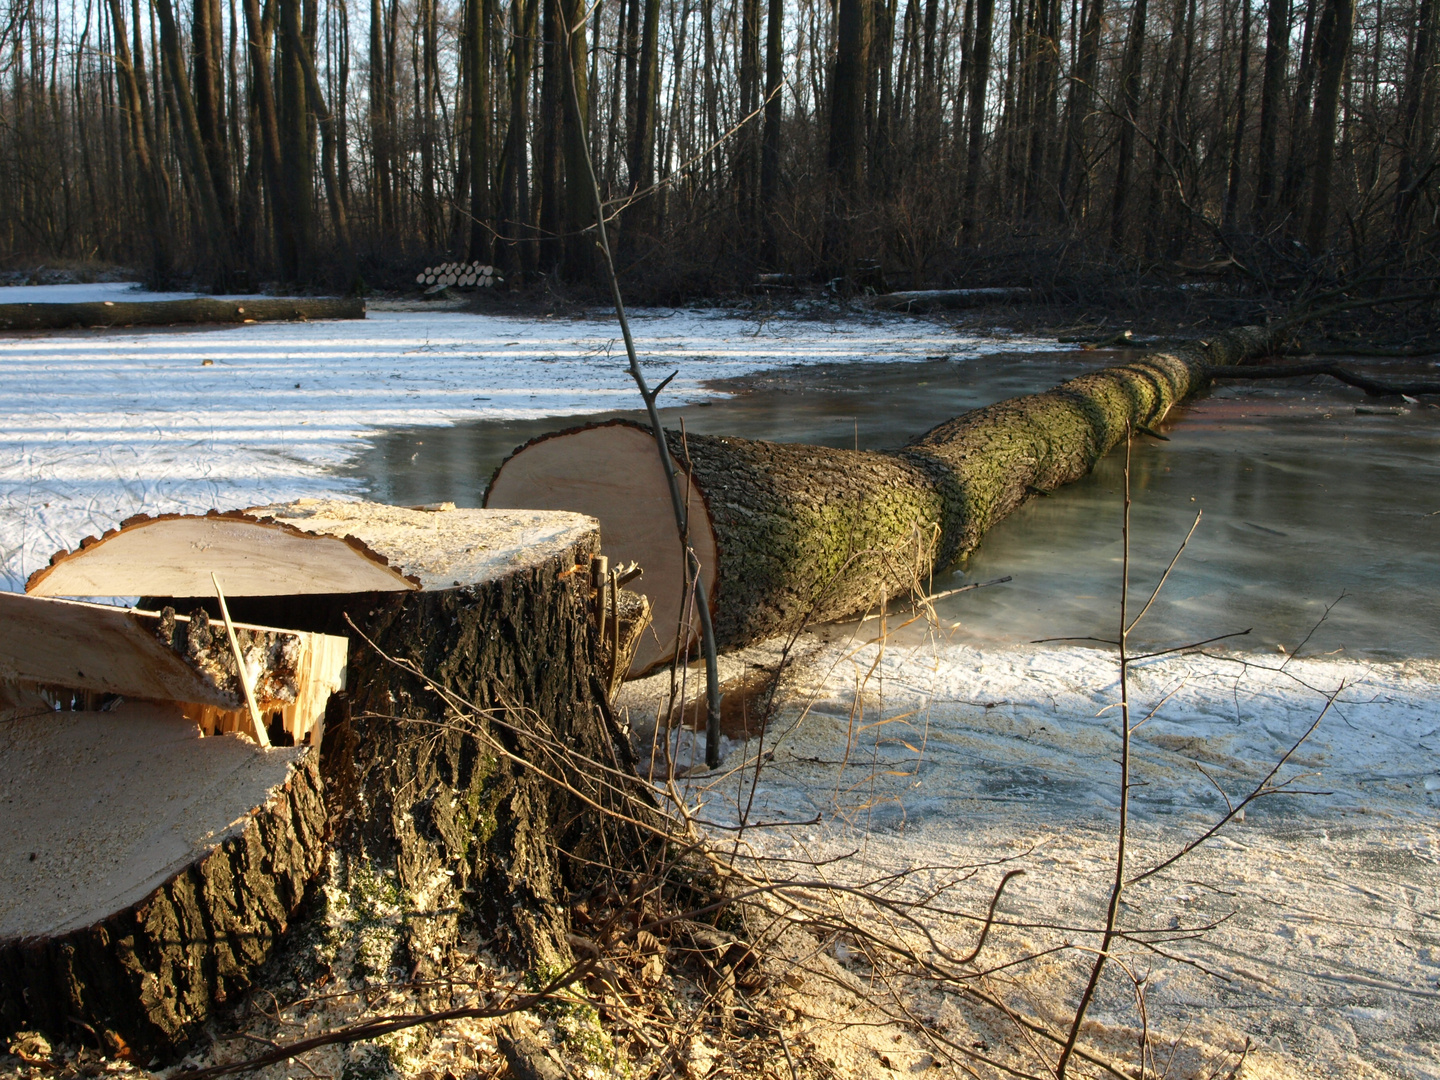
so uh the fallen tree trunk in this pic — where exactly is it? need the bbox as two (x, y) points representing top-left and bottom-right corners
(1210, 360), (1440, 397)
(0, 295), (364, 331)
(485, 325), (1282, 673)
(865, 287), (1031, 312)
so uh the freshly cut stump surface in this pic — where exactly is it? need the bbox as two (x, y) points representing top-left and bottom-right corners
(0, 702), (324, 1055)
(485, 421), (717, 675)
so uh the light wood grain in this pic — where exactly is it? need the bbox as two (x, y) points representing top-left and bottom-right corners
(0, 593), (347, 745)
(484, 422), (718, 676)
(27, 514), (419, 597)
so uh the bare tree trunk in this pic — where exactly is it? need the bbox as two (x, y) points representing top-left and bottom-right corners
(277, 0), (314, 279)
(281, 0), (354, 272)
(1393, 0), (1433, 243)
(1279, 0), (1318, 219)
(960, 0), (993, 240)
(1304, 0), (1354, 251)
(104, 0), (173, 284)
(498, 0), (536, 275)
(628, 0), (661, 223)
(153, 0), (236, 284)
(760, 0), (784, 257)
(192, 0), (237, 255)
(1224, 0), (1251, 227)
(829, 0), (870, 190)
(465, 0), (492, 261)
(1058, 0), (1104, 219)
(557, 0), (593, 278)
(1110, 0), (1148, 247)
(1252, 0), (1288, 222)
(368, 0), (392, 238)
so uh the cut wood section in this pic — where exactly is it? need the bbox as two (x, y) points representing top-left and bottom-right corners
(0, 702), (324, 1056)
(0, 592), (346, 745)
(483, 327), (1282, 668)
(484, 421), (717, 677)
(0, 295), (364, 331)
(27, 511), (421, 597)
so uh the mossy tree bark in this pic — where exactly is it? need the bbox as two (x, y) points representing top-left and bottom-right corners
(488, 326), (1282, 665)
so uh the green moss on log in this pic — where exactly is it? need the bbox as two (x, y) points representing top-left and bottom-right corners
(671, 326), (1281, 650)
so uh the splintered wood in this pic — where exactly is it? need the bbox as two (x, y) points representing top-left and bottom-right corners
(0, 592), (346, 746)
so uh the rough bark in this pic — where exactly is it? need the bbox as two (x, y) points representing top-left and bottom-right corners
(1304, 0), (1355, 251)
(0, 295), (364, 330)
(487, 326), (1282, 665)
(142, 503), (642, 975)
(0, 729), (325, 1058)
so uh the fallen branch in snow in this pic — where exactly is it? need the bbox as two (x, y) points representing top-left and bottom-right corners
(0, 295), (363, 331)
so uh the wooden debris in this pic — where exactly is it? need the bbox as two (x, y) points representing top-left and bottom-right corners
(0, 592), (345, 746)
(0, 295), (363, 331)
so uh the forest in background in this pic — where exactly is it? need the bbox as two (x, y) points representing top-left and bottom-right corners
(0, 0), (1436, 304)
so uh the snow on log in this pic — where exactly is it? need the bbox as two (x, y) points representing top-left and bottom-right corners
(0, 702), (325, 1057)
(0, 295), (364, 331)
(485, 326), (1282, 673)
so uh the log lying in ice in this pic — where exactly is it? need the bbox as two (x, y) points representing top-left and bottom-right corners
(0, 701), (324, 1057)
(0, 295), (364, 331)
(120, 502), (646, 976)
(865, 287), (1031, 311)
(485, 325), (1281, 673)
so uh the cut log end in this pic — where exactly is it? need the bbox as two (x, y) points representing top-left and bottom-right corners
(485, 421), (716, 676)
(0, 703), (325, 1055)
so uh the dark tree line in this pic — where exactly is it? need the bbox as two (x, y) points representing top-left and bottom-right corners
(0, 0), (1436, 296)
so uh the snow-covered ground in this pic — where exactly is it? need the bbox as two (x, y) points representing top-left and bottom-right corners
(626, 609), (1440, 1076)
(4, 288), (1438, 1077)
(0, 292), (1026, 592)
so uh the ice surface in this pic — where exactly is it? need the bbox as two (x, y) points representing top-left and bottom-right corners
(1, 293), (1021, 591)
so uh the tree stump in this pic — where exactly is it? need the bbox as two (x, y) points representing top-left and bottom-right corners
(13, 501), (646, 1056)
(120, 502), (635, 974)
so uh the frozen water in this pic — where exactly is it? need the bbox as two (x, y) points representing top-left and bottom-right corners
(0, 291), (1027, 591)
